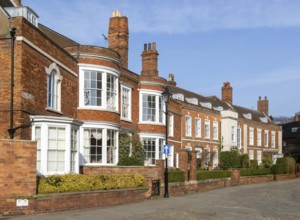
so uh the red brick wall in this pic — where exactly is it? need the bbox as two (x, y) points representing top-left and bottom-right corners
(0, 140), (37, 216)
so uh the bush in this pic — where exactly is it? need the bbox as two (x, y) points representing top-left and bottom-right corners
(219, 150), (240, 169)
(249, 160), (258, 169)
(168, 169), (185, 182)
(263, 157), (273, 168)
(240, 154), (249, 168)
(276, 157), (296, 174)
(118, 132), (145, 166)
(197, 170), (231, 180)
(37, 174), (145, 194)
(240, 168), (271, 176)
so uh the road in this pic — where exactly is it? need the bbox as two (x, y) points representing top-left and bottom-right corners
(5, 179), (300, 220)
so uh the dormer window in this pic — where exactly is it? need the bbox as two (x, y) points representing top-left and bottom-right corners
(292, 127), (299, 133)
(213, 106), (223, 111)
(243, 113), (252, 120)
(200, 102), (212, 109)
(4, 6), (39, 27)
(186, 98), (198, 105)
(172, 93), (184, 101)
(259, 117), (268, 123)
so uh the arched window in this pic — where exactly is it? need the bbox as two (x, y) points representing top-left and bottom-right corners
(45, 63), (62, 112)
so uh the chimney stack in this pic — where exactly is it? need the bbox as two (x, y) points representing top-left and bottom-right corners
(141, 42), (159, 77)
(294, 112), (300, 121)
(108, 10), (129, 68)
(257, 96), (269, 116)
(221, 82), (233, 104)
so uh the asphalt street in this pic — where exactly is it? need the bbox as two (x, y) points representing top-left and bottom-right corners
(4, 178), (300, 220)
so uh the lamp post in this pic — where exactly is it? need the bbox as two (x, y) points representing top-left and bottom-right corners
(8, 28), (16, 139)
(162, 86), (172, 198)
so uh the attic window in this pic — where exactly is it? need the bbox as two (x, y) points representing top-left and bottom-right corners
(172, 93), (184, 101)
(186, 98), (198, 105)
(292, 127), (299, 133)
(259, 117), (268, 123)
(243, 113), (252, 120)
(4, 6), (39, 27)
(200, 102), (212, 109)
(213, 106), (223, 111)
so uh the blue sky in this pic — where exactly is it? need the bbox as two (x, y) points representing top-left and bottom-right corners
(23, 0), (300, 117)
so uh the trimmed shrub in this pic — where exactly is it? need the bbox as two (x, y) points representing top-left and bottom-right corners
(168, 169), (185, 182)
(37, 174), (145, 194)
(276, 157), (296, 174)
(263, 157), (273, 168)
(240, 168), (271, 176)
(240, 154), (249, 168)
(219, 150), (240, 169)
(118, 132), (145, 166)
(197, 170), (231, 180)
(249, 160), (258, 169)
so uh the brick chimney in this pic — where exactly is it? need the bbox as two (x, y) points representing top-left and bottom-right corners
(167, 73), (176, 86)
(221, 82), (233, 104)
(257, 96), (269, 116)
(141, 42), (159, 77)
(294, 112), (300, 121)
(108, 10), (129, 68)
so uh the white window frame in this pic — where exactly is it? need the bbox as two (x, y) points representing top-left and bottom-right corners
(249, 150), (254, 160)
(237, 127), (241, 149)
(81, 123), (119, 166)
(185, 115), (192, 137)
(168, 114), (174, 137)
(205, 119), (210, 139)
(140, 134), (166, 166)
(139, 90), (164, 124)
(257, 150), (262, 164)
(231, 125), (236, 143)
(213, 121), (218, 140)
(249, 127), (254, 146)
(271, 131), (275, 148)
(45, 62), (62, 112)
(264, 130), (269, 147)
(31, 116), (81, 176)
(79, 64), (119, 111)
(195, 118), (201, 138)
(120, 84), (132, 121)
(257, 129), (262, 146)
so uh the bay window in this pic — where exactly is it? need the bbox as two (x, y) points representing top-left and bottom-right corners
(80, 65), (119, 110)
(140, 91), (164, 123)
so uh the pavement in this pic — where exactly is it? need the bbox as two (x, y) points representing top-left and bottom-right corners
(3, 178), (300, 220)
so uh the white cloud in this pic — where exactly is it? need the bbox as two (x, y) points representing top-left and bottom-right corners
(24, 0), (300, 38)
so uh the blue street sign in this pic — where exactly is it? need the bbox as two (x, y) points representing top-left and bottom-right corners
(164, 144), (170, 154)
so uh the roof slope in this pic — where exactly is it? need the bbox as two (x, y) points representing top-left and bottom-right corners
(39, 24), (79, 48)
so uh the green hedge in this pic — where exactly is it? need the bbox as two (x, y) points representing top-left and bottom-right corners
(168, 169), (185, 182)
(197, 170), (231, 180)
(275, 157), (296, 174)
(37, 174), (145, 194)
(240, 168), (271, 176)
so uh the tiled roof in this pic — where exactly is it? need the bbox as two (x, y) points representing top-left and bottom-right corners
(168, 85), (273, 124)
(39, 24), (79, 48)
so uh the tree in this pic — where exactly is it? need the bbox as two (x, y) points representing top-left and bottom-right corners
(118, 131), (145, 166)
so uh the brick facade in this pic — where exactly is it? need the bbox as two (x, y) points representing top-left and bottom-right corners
(0, 2), (282, 176)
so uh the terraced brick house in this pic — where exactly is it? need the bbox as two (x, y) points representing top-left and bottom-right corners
(0, 0), (282, 176)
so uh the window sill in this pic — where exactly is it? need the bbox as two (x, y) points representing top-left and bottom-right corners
(121, 118), (132, 123)
(138, 122), (164, 126)
(46, 107), (63, 115)
(77, 106), (119, 113)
